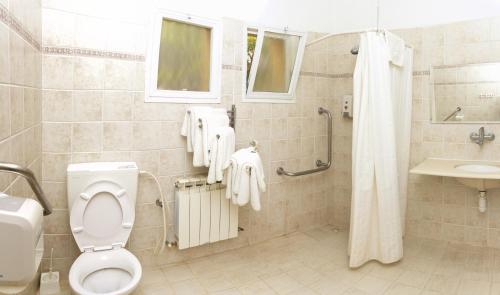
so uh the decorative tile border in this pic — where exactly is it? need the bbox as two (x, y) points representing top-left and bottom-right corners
(42, 46), (146, 61)
(0, 3), (41, 50)
(301, 70), (430, 79)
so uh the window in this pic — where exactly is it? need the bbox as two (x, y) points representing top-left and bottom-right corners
(244, 27), (307, 103)
(146, 11), (222, 103)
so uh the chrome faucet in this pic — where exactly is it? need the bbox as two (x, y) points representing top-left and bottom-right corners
(470, 126), (495, 145)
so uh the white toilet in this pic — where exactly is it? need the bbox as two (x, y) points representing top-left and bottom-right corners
(67, 162), (142, 295)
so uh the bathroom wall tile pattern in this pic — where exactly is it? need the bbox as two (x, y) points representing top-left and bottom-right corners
(0, 1), (42, 294)
(326, 16), (500, 250)
(39, 4), (335, 278)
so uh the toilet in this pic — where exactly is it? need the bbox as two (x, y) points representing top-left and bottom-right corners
(67, 162), (142, 295)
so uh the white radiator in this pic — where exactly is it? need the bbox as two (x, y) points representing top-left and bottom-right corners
(175, 177), (238, 250)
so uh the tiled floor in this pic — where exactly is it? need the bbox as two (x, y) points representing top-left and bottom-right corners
(60, 226), (500, 294)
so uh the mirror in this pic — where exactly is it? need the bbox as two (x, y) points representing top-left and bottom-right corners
(431, 62), (500, 123)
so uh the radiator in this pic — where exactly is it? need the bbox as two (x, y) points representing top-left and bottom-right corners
(175, 177), (238, 250)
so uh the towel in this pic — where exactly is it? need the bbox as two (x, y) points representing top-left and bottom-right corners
(201, 112), (230, 167)
(384, 31), (405, 67)
(181, 107), (211, 152)
(181, 107), (229, 167)
(224, 147), (266, 211)
(207, 127), (235, 184)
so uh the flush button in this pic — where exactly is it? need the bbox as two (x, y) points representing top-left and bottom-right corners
(122, 222), (132, 229)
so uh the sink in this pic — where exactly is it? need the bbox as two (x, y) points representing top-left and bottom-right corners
(410, 158), (500, 190)
(455, 164), (500, 174)
(411, 158), (500, 212)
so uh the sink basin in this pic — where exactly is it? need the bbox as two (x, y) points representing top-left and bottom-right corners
(455, 164), (500, 174)
(410, 158), (500, 190)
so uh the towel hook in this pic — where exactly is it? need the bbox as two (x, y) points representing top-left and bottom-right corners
(249, 140), (258, 152)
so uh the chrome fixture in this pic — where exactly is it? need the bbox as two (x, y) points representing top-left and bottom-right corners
(0, 162), (52, 215)
(470, 126), (495, 145)
(277, 107), (332, 176)
(443, 106), (462, 121)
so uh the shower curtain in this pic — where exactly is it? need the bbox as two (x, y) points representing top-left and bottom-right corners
(348, 31), (413, 268)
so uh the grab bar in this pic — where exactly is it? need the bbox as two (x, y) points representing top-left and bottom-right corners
(277, 107), (332, 176)
(0, 162), (52, 216)
(443, 106), (461, 121)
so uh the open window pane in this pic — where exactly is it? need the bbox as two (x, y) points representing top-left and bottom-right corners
(157, 18), (211, 91)
(253, 32), (300, 93)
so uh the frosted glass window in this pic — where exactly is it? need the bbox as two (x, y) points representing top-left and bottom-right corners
(145, 11), (222, 103)
(157, 18), (211, 91)
(245, 28), (306, 102)
(254, 32), (300, 93)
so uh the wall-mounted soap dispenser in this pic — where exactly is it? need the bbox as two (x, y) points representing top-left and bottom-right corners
(342, 95), (353, 118)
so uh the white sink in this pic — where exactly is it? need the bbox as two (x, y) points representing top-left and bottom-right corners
(455, 164), (500, 174)
(410, 158), (500, 190)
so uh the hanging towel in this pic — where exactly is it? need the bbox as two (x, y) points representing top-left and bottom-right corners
(201, 112), (230, 167)
(181, 106), (211, 152)
(181, 107), (229, 167)
(207, 127), (235, 184)
(224, 147), (265, 211)
(384, 31), (405, 67)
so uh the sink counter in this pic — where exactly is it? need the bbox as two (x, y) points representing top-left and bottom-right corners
(410, 158), (500, 180)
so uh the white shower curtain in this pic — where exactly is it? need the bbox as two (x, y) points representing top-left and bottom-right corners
(348, 31), (413, 268)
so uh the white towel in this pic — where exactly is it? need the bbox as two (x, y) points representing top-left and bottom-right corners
(224, 147), (266, 211)
(207, 127), (235, 184)
(181, 106), (211, 152)
(201, 112), (230, 167)
(384, 30), (405, 67)
(181, 107), (229, 167)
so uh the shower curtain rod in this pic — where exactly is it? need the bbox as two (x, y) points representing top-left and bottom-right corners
(305, 28), (413, 50)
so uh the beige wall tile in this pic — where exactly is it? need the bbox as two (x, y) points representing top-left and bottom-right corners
(72, 122), (102, 152)
(10, 86), (24, 134)
(72, 91), (102, 121)
(103, 122), (133, 151)
(42, 55), (74, 89)
(42, 122), (71, 152)
(102, 91), (133, 121)
(0, 86), (11, 140)
(0, 23), (10, 84)
(42, 90), (73, 122)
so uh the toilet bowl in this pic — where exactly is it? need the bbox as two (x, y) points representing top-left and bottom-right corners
(67, 162), (142, 295)
(69, 248), (142, 295)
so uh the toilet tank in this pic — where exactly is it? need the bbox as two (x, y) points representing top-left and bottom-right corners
(67, 162), (139, 210)
(0, 193), (44, 285)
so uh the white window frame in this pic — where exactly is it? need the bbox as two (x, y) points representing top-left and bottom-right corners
(242, 25), (307, 103)
(145, 10), (222, 103)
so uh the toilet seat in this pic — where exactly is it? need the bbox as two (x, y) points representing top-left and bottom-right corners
(69, 248), (142, 295)
(70, 180), (134, 252)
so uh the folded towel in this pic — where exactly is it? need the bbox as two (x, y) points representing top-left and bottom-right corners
(224, 147), (266, 211)
(207, 127), (235, 184)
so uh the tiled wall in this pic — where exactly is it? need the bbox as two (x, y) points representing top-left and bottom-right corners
(40, 2), (335, 278)
(0, 0), (42, 293)
(326, 16), (500, 249)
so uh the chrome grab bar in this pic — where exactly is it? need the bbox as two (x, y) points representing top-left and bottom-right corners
(277, 107), (332, 176)
(443, 106), (461, 121)
(0, 162), (52, 216)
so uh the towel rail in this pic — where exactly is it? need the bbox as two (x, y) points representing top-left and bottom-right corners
(276, 107), (332, 176)
(0, 162), (52, 215)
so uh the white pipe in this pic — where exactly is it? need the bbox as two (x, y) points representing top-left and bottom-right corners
(479, 191), (487, 213)
(139, 170), (170, 254)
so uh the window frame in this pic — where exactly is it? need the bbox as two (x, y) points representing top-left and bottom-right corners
(242, 25), (307, 103)
(145, 10), (222, 103)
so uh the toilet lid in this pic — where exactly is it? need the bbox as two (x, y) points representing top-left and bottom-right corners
(70, 180), (134, 252)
